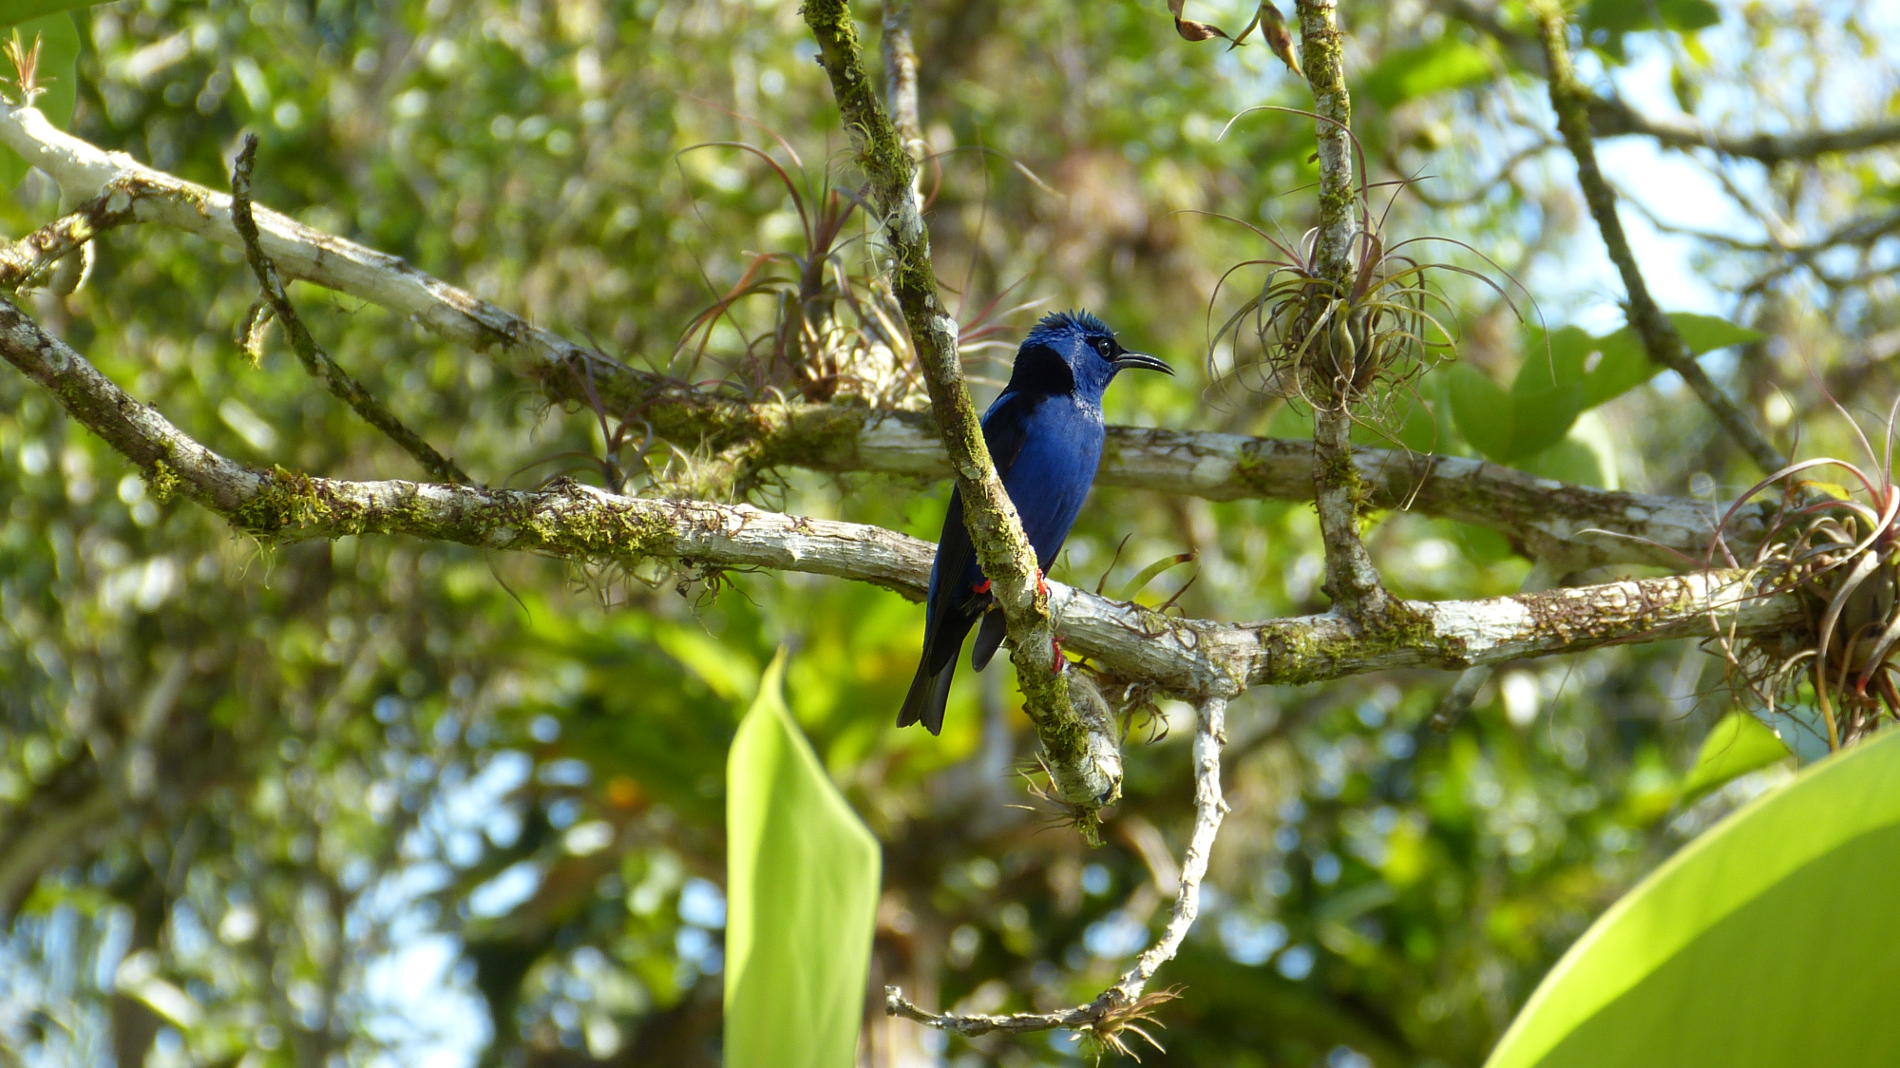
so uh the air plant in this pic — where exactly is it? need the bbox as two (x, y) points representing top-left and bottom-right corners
(1711, 400), (1900, 750)
(1203, 110), (1520, 435)
(674, 135), (919, 408)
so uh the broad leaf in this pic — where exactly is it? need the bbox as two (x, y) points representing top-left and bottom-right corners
(1583, 0), (1721, 34)
(1360, 38), (1494, 109)
(1678, 712), (1791, 805)
(1486, 728), (1900, 1068)
(1447, 363), (1515, 462)
(1670, 311), (1764, 356)
(725, 652), (880, 1068)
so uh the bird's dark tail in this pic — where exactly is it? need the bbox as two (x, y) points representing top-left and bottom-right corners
(897, 658), (955, 735)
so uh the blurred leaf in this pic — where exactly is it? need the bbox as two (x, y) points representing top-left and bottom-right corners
(1447, 363), (1515, 462)
(1678, 713), (1790, 805)
(1668, 311), (1764, 356)
(725, 652), (879, 1068)
(1486, 728), (1900, 1068)
(1360, 39), (1494, 109)
(1518, 435), (1606, 488)
(1582, 0), (1721, 34)
(0, 1), (106, 23)
(1506, 367), (1586, 462)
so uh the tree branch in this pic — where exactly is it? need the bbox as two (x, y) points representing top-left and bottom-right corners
(885, 695), (1230, 1047)
(0, 294), (1800, 706)
(229, 135), (469, 485)
(880, 0), (925, 170)
(0, 182), (143, 288)
(0, 100), (628, 393)
(1441, 0), (1900, 165)
(0, 101), (1765, 571)
(803, 0), (1120, 812)
(1585, 99), (1900, 166)
(1536, 6), (1787, 475)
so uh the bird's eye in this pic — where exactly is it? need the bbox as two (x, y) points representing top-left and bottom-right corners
(1090, 337), (1113, 357)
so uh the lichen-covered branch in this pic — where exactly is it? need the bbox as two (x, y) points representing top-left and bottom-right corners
(229, 135), (469, 485)
(0, 100), (1767, 571)
(0, 101), (627, 393)
(1536, 6), (1787, 475)
(886, 695), (1230, 1045)
(1585, 100), (1900, 164)
(0, 293), (1801, 706)
(1295, 0), (1391, 620)
(0, 183), (143, 288)
(803, 0), (1120, 810)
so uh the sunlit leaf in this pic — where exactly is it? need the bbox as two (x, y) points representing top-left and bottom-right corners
(1679, 712), (1790, 805)
(1360, 38), (1494, 109)
(1669, 311), (1764, 356)
(1486, 728), (1900, 1068)
(725, 652), (880, 1068)
(1447, 363), (1515, 462)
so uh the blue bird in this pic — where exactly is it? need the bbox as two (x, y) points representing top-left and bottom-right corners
(898, 310), (1172, 734)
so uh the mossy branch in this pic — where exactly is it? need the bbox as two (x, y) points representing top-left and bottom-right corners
(0, 98), (1771, 573)
(1535, 5), (1787, 475)
(1295, 0), (1391, 621)
(0, 292), (1801, 724)
(802, 0), (1120, 811)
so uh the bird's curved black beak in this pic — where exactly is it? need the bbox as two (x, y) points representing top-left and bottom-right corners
(1113, 351), (1173, 375)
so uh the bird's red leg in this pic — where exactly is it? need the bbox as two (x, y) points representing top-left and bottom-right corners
(1049, 634), (1066, 673)
(1035, 569), (1050, 598)
(971, 578), (991, 594)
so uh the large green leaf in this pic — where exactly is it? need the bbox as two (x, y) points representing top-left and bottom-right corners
(725, 652), (880, 1068)
(1486, 727), (1900, 1068)
(1447, 363), (1515, 462)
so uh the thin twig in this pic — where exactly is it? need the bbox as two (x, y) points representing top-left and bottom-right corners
(1535, 6), (1787, 474)
(229, 135), (469, 484)
(885, 696), (1229, 1044)
(0, 183), (145, 289)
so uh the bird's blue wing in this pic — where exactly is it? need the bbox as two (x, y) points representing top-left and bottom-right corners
(972, 392), (1104, 670)
(897, 391), (1040, 730)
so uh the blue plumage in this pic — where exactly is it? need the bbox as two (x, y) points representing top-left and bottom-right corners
(898, 311), (1172, 733)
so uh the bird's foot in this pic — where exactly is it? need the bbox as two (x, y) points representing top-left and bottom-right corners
(1035, 569), (1050, 598)
(972, 579), (991, 594)
(1050, 635), (1066, 674)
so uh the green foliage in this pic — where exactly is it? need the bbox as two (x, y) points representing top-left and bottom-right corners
(1678, 713), (1790, 805)
(1359, 38), (1496, 110)
(1450, 312), (1762, 465)
(725, 653), (880, 1068)
(1487, 728), (1900, 1068)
